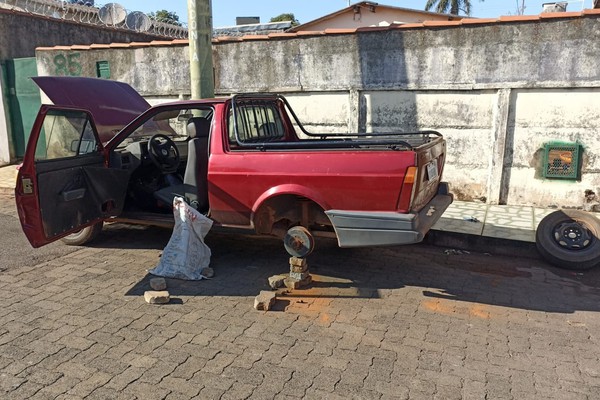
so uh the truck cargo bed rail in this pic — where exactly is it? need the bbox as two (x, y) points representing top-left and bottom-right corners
(231, 93), (442, 150)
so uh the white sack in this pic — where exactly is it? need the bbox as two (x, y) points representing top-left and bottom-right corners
(149, 197), (213, 280)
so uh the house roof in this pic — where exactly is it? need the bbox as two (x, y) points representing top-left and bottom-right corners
(288, 1), (462, 32)
(35, 9), (600, 52)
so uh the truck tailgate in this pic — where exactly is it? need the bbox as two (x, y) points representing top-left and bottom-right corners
(409, 136), (447, 212)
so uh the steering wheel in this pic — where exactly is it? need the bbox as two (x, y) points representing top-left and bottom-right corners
(147, 134), (180, 174)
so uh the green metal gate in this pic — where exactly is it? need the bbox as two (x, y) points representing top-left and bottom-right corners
(5, 58), (41, 158)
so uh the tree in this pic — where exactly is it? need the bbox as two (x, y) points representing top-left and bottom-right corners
(424, 0), (476, 16)
(270, 13), (300, 26)
(148, 10), (182, 26)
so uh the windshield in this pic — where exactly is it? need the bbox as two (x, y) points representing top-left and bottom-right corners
(117, 107), (213, 147)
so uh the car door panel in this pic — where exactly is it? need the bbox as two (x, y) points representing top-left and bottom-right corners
(36, 156), (129, 239)
(16, 105), (129, 247)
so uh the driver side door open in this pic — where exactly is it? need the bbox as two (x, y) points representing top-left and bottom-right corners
(16, 106), (129, 248)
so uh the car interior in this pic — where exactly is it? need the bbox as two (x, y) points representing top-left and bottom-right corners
(109, 106), (213, 217)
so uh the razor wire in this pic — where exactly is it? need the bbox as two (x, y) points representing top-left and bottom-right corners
(0, 0), (188, 39)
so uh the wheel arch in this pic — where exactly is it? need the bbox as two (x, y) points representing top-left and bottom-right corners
(251, 184), (332, 236)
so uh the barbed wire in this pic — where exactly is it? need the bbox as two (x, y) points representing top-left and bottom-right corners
(0, 0), (188, 39)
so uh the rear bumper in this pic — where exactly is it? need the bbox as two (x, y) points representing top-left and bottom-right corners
(325, 182), (453, 247)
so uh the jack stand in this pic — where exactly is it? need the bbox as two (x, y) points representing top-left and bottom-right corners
(284, 256), (312, 289)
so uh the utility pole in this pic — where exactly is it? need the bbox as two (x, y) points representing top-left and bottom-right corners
(187, 0), (214, 99)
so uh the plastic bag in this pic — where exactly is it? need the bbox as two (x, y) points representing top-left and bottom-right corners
(149, 197), (213, 280)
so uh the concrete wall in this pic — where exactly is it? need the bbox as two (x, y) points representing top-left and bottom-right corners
(34, 15), (600, 209)
(0, 9), (170, 61)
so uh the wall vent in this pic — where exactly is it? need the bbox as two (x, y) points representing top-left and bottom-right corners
(96, 61), (110, 79)
(542, 141), (582, 180)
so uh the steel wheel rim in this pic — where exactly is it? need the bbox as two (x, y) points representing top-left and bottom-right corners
(553, 221), (593, 251)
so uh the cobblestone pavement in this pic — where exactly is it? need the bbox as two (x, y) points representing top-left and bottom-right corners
(2, 195), (600, 399)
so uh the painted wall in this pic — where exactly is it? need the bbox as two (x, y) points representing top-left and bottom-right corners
(33, 16), (600, 208)
(0, 68), (12, 165)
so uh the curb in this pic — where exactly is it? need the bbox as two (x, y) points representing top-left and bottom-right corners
(425, 229), (540, 260)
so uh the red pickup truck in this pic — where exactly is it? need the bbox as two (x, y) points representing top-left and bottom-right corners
(15, 77), (452, 255)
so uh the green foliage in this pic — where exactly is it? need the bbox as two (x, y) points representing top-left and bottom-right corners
(270, 13), (300, 26)
(148, 10), (182, 26)
(424, 0), (475, 16)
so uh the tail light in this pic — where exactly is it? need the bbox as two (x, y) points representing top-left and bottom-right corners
(396, 166), (417, 213)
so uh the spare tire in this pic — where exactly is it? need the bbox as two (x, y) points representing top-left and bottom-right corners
(61, 222), (103, 246)
(536, 210), (600, 270)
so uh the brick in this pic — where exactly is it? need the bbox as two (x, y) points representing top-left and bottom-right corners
(149, 277), (167, 291)
(289, 271), (310, 281)
(268, 274), (287, 289)
(284, 275), (312, 290)
(289, 257), (307, 268)
(144, 290), (170, 304)
(254, 291), (277, 311)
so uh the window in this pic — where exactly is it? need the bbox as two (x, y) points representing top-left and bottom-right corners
(123, 107), (212, 145)
(96, 61), (111, 79)
(35, 110), (98, 161)
(228, 103), (285, 145)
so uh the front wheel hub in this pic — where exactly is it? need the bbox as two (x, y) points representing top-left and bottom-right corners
(553, 221), (592, 250)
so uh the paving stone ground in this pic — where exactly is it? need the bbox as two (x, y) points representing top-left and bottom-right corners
(2, 194), (600, 399)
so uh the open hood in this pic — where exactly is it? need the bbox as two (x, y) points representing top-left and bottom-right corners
(33, 76), (151, 143)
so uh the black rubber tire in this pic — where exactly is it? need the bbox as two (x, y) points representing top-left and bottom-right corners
(61, 222), (103, 246)
(535, 210), (600, 270)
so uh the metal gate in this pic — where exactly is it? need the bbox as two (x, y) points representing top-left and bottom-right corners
(5, 58), (41, 158)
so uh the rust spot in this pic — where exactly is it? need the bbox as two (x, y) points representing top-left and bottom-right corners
(469, 305), (491, 319)
(422, 299), (494, 320)
(318, 313), (331, 325)
(422, 299), (455, 315)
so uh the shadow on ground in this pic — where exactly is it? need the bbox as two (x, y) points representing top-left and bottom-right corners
(108, 222), (600, 315)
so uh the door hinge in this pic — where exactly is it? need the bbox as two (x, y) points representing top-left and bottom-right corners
(22, 178), (33, 194)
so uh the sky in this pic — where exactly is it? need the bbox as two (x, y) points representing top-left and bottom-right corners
(103, 0), (594, 27)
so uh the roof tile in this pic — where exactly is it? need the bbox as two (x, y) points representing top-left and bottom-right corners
(396, 23), (425, 29)
(583, 8), (600, 15)
(214, 36), (243, 42)
(356, 26), (392, 32)
(540, 11), (583, 19)
(150, 40), (174, 46)
(498, 15), (541, 22)
(296, 30), (326, 36)
(268, 32), (299, 38)
(89, 43), (111, 49)
(423, 20), (463, 27)
(109, 43), (131, 48)
(461, 18), (498, 25)
(324, 28), (358, 34)
(240, 35), (270, 41)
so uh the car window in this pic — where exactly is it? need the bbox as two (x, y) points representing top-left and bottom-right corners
(120, 108), (213, 146)
(34, 110), (99, 161)
(228, 103), (285, 146)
